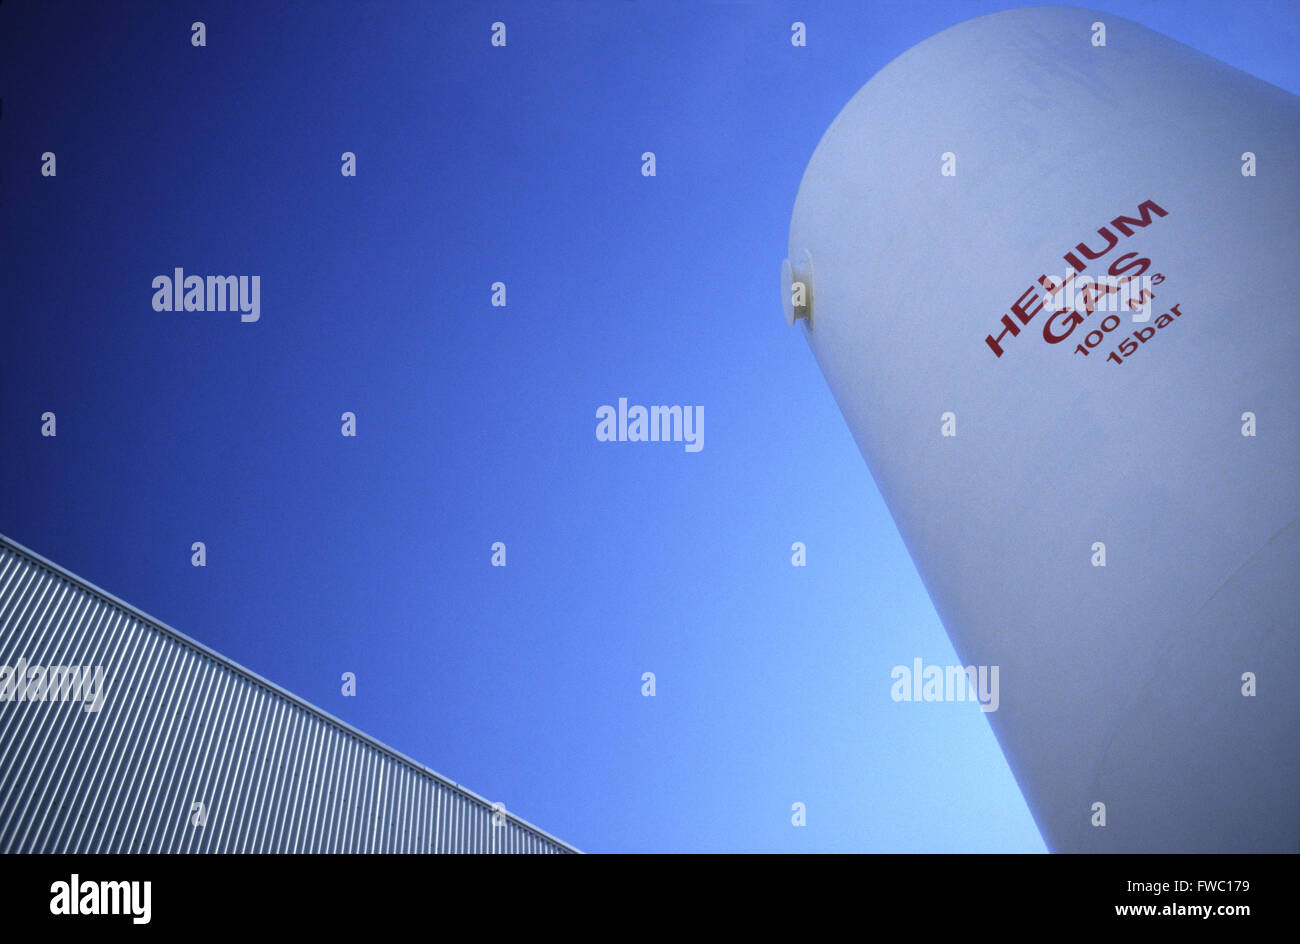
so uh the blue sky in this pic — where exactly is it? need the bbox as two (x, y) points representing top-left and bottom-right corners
(2, 0), (1295, 852)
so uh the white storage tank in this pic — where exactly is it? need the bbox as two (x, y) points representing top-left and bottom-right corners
(783, 5), (1298, 852)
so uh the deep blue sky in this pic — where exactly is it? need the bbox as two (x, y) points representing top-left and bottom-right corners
(2, 1), (1295, 852)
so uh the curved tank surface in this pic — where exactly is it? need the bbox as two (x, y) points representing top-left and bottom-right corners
(783, 6), (1298, 852)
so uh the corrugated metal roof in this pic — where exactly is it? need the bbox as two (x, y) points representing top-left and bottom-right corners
(0, 534), (579, 853)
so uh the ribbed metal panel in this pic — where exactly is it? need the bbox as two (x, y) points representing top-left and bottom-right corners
(0, 535), (578, 853)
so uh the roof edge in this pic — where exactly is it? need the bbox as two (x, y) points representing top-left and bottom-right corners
(0, 532), (581, 854)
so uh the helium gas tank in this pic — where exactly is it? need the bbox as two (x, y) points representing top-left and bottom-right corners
(783, 6), (1298, 852)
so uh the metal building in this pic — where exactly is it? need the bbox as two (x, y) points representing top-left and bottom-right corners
(0, 534), (578, 853)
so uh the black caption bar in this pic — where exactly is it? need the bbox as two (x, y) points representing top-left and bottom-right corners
(0, 852), (1287, 931)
